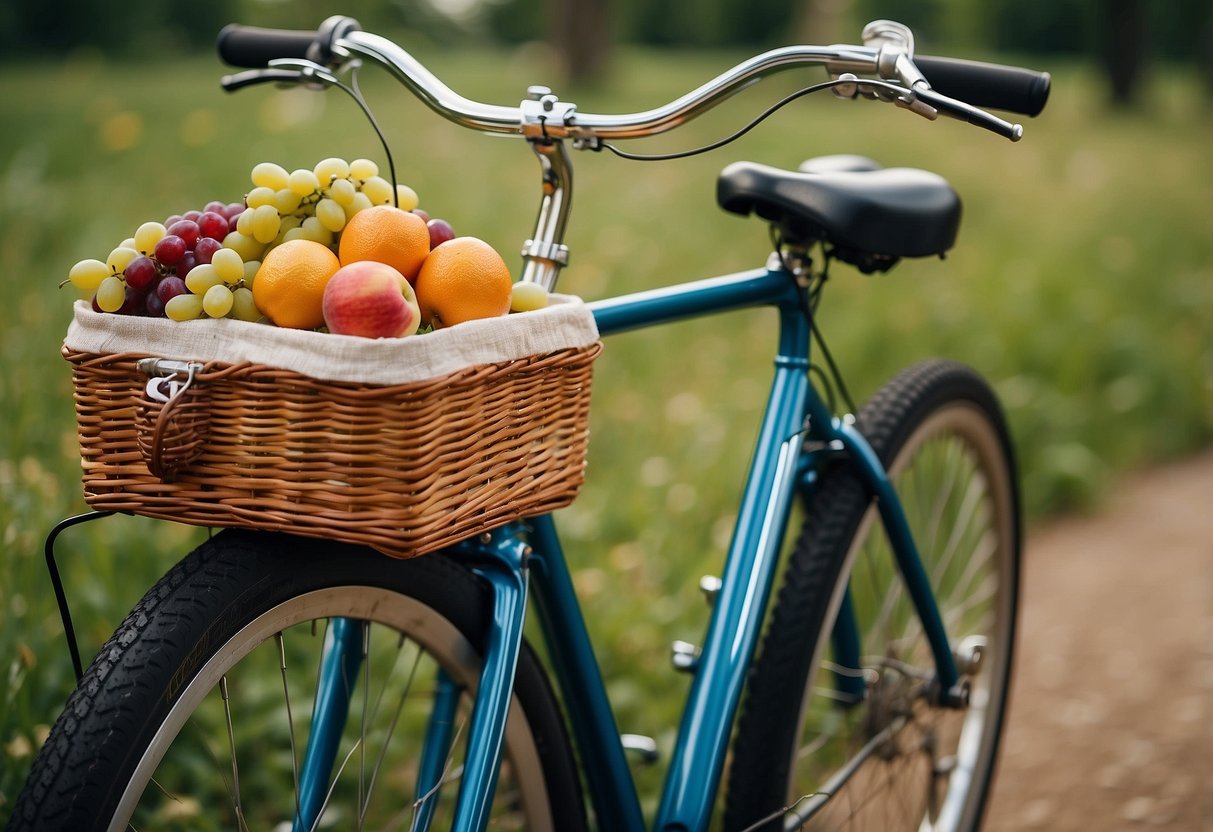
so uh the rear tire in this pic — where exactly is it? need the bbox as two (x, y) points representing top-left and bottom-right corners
(726, 360), (1021, 831)
(12, 529), (585, 831)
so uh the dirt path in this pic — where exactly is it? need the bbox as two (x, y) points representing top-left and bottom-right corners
(984, 448), (1213, 830)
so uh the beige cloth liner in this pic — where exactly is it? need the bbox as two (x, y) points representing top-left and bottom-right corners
(64, 295), (600, 385)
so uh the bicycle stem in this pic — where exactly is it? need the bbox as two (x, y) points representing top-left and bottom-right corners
(520, 135), (573, 290)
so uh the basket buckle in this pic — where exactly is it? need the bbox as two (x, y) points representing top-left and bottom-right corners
(138, 359), (202, 403)
(135, 358), (207, 482)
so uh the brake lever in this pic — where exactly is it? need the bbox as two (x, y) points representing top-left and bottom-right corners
(220, 59), (346, 93)
(911, 84), (1023, 142)
(220, 68), (309, 92)
(827, 70), (1024, 142)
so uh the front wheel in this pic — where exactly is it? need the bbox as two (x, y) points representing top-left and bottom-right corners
(726, 360), (1021, 831)
(12, 530), (586, 831)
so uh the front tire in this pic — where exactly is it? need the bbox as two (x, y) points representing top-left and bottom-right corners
(12, 530), (585, 831)
(726, 360), (1021, 831)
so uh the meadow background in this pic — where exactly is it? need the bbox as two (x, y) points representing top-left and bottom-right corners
(1, 1), (1211, 821)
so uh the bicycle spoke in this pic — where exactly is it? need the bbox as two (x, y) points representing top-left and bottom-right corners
(219, 675), (250, 832)
(277, 632), (303, 827)
(309, 738), (364, 832)
(942, 576), (998, 635)
(946, 531), (997, 609)
(361, 642), (424, 828)
(788, 719), (901, 826)
(916, 439), (962, 557)
(310, 617), (331, 731)
(930, 471), (987, 590)
(360, 623), (371, 831)
(409, 714), (469, 832)
(866, 551), (904, 652)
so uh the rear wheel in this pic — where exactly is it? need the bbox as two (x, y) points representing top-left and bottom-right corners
(12, 529), (585, 831)
(726, 360), (1021, 831)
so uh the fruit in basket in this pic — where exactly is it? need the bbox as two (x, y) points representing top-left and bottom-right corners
(197, 211), (230, 241)
(67, 259), (110, 293)
(157, 276), (188, 304)
(252, 239), (341, 329)
(106, 246), (139, 276)
(211, 248), (245, 285)
(153, 235), (187, 267)
(510, 280), (550, 313)
(123, 255), (158, 290)
(251, 161), (290, 191)
(65, 156), (434, 325)
(315, 157), (351, 183)
(167, 219), (201, 249)
(133, 222), (166, 254)
(165, 293), (204, 321)
(95, 275), (126, 312)
(194, 237), (223, 264)
(222, 231), (266, 263)
(231, 287), (260, 322)
(185, 264), (222, 295)
(414, 237), (512, 328)
(202, 284), (235, 318)
(254, 204), (284, 244)
(338, 206), (430, 281)
(426, 218), (456, 249)
(316, 198), (346, 233)
(322, 261), (420, 338)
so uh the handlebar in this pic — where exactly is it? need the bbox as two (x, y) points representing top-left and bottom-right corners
(216, 17), (1050, 144)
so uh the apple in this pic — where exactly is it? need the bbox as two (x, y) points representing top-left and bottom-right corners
(322, 261), (421, 338)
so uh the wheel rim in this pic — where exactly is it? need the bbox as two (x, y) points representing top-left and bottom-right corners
(787, 404), (1016, 831)
(111, 586), (552, 831)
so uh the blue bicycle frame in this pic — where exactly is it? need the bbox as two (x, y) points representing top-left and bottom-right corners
(292, 261), (961, 831)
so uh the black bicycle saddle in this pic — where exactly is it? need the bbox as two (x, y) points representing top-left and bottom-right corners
(716, 155), (961, 273)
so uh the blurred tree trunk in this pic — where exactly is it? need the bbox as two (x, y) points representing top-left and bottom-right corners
(795, 0), (852, 45)
(1101, 0), (1148, 105)
(552, 0), (612, 84)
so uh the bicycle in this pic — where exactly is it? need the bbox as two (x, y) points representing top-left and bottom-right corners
(11, 16), (1050, 832)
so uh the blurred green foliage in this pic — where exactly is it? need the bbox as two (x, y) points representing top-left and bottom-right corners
(2, 0), (1210, 64)
(0, 30), (1210, 822)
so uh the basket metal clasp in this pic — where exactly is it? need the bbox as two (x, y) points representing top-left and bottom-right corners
(138, 358), (202, 403)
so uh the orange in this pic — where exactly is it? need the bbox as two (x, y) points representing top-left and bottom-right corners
(338, 205), (430, 280)
(252, 239), (341, 329)
(414, 237), (512, 328)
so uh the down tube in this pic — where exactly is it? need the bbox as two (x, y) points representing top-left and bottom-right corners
(657, 305), (811, 830)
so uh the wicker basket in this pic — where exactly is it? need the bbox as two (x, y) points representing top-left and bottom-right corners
(64, 301), (600, 559)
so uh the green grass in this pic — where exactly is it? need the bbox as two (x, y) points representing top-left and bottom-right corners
(1, 45), (1211, 820)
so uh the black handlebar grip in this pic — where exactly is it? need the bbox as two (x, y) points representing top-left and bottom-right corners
(217, 24), (319, 68)
(216, 18), (359, 69)
(916, 56), (1051, 117)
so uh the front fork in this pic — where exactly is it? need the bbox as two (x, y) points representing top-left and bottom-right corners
(292, 528), (531, 832)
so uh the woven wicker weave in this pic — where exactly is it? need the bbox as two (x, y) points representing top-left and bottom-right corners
(66, 342), (599, 559)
